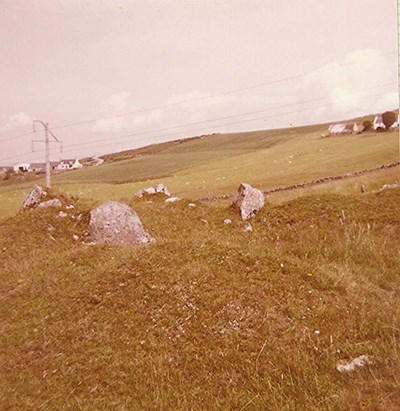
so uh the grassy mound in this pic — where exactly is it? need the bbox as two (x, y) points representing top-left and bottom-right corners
(0, 190), (400, 410)
(0, 189), (399, 410)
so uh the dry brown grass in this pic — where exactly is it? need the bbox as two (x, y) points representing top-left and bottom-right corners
(0, 188), (399, 410)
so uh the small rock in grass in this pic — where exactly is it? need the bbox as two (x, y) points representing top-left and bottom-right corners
(242, 223), (253, 232)
(66, 204), (75, 209)
(143, 187), (156, 195)
(72, 234), (79, 241)
(136, 184), (171, 198)
(58, 211), (67, 218)
(188, 203), (196, 207)
(165, 197), (180, 203)
(36, 198), (62, 209)
(136, 187), (156, 197)
(336, 355), (373, 373)
(224, 219), (232, 225)
(47, 224), (56, 232)
(155, 183), (171, 196)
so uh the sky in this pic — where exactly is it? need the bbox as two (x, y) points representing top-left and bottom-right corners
(0, 0), (398, 165)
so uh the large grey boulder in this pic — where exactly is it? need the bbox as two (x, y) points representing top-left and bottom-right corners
(89, 201), (154, 245)
(232, 183), (265, 220)
(20, 185), (47, 211)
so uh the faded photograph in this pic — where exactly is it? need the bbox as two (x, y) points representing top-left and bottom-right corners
(0, 1), (399, 409)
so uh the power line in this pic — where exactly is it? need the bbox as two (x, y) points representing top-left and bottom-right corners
(0, 49), (396, 144)
(0, 85), (395, 164)
(59, 83), (396, 150)
(40, 50), (400, 132)
(41, 90), (390, 158)
(0, 130), (35, 143)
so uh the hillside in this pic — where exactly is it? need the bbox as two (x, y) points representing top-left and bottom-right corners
(0, 120), (398, 221)
(52, 127), (398, 198)
(1, 114), (399, 409)
(0, 188), (399, 410)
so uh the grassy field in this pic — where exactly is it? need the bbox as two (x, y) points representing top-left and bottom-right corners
(0, 127), (398, 220)
(0, 188), (399, 410)
(0, 121), (399, 409)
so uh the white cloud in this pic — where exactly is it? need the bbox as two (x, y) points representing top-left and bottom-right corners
(93, 92), (169, 133)
(0, 112), (34, 132)
(93, 92), (132, 132)
(296, 48), (398, 124)
(101, 91), (132, 114)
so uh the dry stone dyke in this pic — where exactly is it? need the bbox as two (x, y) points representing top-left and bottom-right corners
(232, 183), (265, 220)
(89, 201), (154, 245)
(378, 183), (400, 193)
(200, 161), (400, 202)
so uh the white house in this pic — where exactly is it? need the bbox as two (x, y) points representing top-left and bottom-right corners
(328, 124), (345, 135)
(13, 162), (30, 173)
(13, 158), (83, 174)
(55, 158), (83, 171)
(373, 115), (385, 130)
(328, 123), (355, 135)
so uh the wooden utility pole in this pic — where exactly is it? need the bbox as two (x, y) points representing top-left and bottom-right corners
(32, 120), (62, 188)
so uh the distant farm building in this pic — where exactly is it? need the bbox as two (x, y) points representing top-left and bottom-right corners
(13, 163), (30, 173)
(373, 115), (385, 130)
(13, 158), (83, 173)
(55, 159), (83, 171)
(373, 113), (400, 130)
(29, 162), (59, 173)
(328, 123), (359, 135)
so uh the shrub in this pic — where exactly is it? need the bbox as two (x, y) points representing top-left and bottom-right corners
(382, 111), (396, 130)
(362, 120), (372, 132)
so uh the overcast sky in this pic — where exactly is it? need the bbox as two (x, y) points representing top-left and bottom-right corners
(0, 0), (398, 165)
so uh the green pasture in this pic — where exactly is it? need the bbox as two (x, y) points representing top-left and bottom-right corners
(0, 127), (398, 220)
